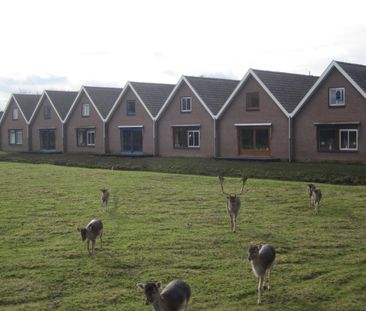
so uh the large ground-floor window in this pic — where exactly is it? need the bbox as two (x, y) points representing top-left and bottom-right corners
(77, 128), (96, 147)
(173, 126), (200, 148)
(318, 125), (358, 152)
(238, 126), (270, 156)
(120, 127), (143, 153)
(40, 129), (56, 151)
(9, 129), (23, 145)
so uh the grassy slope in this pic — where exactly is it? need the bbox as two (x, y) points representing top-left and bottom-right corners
(0, 162), (365, 310)
(0, 151), (366, 185)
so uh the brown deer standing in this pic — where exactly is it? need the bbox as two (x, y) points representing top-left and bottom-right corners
(100, 189), (110, 209)
(218, 176), (248, 233)
(247, 243), (276, 304)
(306, 184), (322, 214)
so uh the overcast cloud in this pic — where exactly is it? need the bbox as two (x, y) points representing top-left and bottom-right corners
(1, 0), (366, 111)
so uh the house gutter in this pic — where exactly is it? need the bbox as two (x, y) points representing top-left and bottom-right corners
(288, 116), (293, 162)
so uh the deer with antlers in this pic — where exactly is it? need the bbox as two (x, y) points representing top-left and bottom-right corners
(218, 176), (248, 233)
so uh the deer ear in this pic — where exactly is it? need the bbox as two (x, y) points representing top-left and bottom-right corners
(156, 282), (161, 289)
(137, 283), (145, 289)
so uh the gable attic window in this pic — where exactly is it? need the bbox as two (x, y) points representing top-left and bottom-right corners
(12, 108), (19, 120)
(127, 100), (136, 116)
(44, 105), (51, 119)
(246, 92), (260, 111)
(329, 87), (345, 107)
(82, 103), (90, 117)
(180, 97), (192, 112)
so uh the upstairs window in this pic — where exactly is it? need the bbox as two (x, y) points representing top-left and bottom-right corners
(180, 97), (192, 112)
(82, 103), (90, 117)
(329, 88), (345, 107)
(43, 105), (51, 119)
(127, 100), (136, 116)
(246, 92), (260, 111)
(12, 108), (19, 120)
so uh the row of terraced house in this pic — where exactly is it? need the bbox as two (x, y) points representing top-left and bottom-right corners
(0, 60), (365, 162)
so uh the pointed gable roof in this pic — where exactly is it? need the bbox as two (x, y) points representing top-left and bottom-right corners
(218, 69), (318, 118)
(252, 69), (318, 114)
(185, 76), (240, 115)
(83, 86), (122, 119)
(291, 60), (366, 117)
(336, 61), (366, 94)
(46, 90), (78, 121)
(129, 82), (175, 117)
(13, 94), (41, 122)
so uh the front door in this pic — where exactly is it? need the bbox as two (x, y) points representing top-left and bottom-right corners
(40, 129), (56, 151)
(120, 128), (143, 154)
(238, 127), (271, 156)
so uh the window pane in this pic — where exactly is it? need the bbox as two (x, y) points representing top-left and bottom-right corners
(132, 129), (143, 152)
(340, 131), (348, 149)
(127, 101), (136, 115)
(349, 131), (357, 149)
(256, 129), (269, 150)
(240, 128), (254, 149)
(16, 131), (22, 144)
(319, 129), (336, 151)
(10, 131), (16, 144)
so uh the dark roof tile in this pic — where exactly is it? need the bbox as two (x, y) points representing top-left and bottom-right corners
(336, 61), (366, 94)
(252, 69), (318, 114)
(13, 94), (41, 121)
(185, 76), (240, 115)
(84, 86), (122, 119)
(129, 82), (175, 117)
(46, 90), (78, 120)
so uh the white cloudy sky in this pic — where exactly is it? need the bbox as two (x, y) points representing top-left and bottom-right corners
(1, 0), (366, 111)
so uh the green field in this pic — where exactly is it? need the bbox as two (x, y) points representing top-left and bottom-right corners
(0, 162), (365, 310)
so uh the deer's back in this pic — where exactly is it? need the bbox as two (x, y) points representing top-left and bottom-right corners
(161, 280), (191, 310)
(259, 244), (276, 268)
(87, 219), (103, 238)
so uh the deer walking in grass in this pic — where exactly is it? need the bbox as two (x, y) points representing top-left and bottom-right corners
(306, 184), (322, 214)
(218, 176), (248, 233)
(138, 279), (191, 311)
(100, 189), (110, 209)
(77, 219), (103, 255)
(247, 243), (276, 304)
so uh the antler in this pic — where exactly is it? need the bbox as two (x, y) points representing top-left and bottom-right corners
(218, 176), (230, 196)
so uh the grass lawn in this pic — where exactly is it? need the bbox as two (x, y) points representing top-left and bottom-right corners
(0, 162), (365, 310)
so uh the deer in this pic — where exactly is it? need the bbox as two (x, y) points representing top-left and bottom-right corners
(100, 189), (110, 209)
(218, 175), (248, 233)
(137, 279), (191, 311)
(306, 184), (322, 214)
(247, 243), (276, 305)
(77, 219), (103, 255)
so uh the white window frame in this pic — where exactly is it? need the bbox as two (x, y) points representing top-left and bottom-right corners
(180, 97), (192, 112)
(339, 129), (358, 151)
(12, 108), (19, 120)
(9, 129), (23, 145)
(329, 87), (345, 107)
(87, 129), (96, 146)
(82, 103), (90, 117)
(187, 130), (200, 148)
